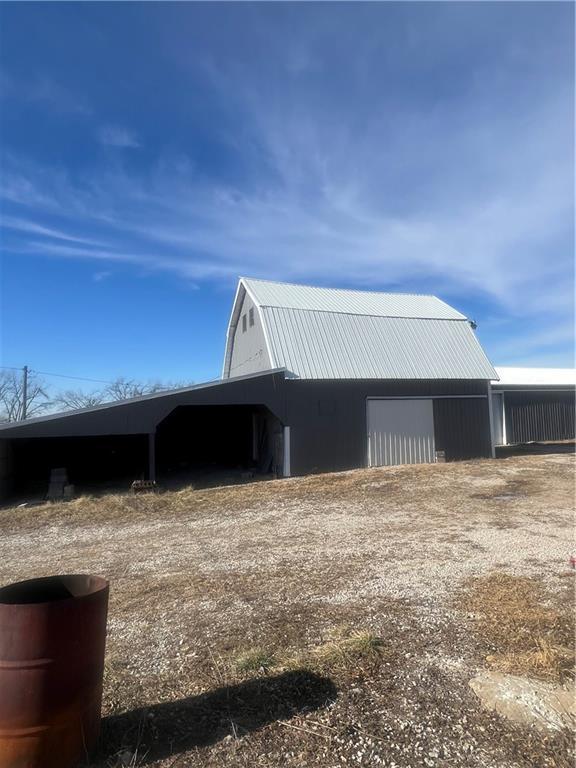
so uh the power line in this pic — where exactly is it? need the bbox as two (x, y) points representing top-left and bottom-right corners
(32, 370), (113, 385)
(0, 365), (113, 385)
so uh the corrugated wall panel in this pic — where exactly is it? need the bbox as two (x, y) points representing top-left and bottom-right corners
(504, 391), (576, 443)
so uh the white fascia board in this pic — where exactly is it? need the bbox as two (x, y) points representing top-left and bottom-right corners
(222, 280), (246, 379)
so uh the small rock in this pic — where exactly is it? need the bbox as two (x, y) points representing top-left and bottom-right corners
(470, 670), (575, 731)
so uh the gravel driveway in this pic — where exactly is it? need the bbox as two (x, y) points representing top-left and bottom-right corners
(1, 451), (573, 767)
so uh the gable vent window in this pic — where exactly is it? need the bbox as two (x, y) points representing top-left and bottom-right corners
(249, 308), (255, 327)
(242, 314), (247, 333)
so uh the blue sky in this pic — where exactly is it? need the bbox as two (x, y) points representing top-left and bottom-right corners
(0, 2), (573, 392)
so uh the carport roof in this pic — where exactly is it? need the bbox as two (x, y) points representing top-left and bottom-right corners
(0, 368), (288, 437)
(492, 367), (576, 387)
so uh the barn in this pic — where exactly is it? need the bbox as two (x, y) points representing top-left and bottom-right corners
(0, 277), (504, 498)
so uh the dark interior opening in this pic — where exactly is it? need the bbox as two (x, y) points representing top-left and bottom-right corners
(0, 574), (107, 605)
(155, 404), (283, 488)
(5, 405), (284, 499)
(11, 434), (148, 497)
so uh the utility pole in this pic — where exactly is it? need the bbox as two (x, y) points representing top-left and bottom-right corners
(22, 365), (28, 420)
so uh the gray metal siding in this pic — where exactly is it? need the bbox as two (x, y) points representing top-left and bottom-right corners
(285, 379), (491, 475)
(504, 391), (575, 443)
(263, 308), (496, 380)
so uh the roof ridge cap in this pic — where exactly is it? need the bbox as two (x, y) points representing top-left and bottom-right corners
(261, 305), (467, 321)
(241, 277), (438, 300)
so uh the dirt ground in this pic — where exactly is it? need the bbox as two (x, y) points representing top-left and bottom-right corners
(1, 452), (574, 767)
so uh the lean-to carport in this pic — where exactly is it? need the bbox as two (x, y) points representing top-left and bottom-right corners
(491, 368), (576, 446)
(0, 370), (289, 498)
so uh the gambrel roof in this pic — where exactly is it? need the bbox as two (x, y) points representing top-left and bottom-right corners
(223, 277), (498, 381)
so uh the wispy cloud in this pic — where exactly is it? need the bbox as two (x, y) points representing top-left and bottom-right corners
(97, 125), (141, 149)
(484, 323), (576, 367)
(92, 270), (112, 282)
(1, 88), (572, 315)
(27, 77), (91, 115)
(1, 72), (91, 115)
(0, 4), (572, 366)
(1, 215), (105, 246)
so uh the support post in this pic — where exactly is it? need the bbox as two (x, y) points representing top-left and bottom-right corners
(21, 366), (28, 421)
(148, 432), (156, 483)
(282, 425), (291, 478)
(486, 382), (496, 459)
(252, 412), (259, 462)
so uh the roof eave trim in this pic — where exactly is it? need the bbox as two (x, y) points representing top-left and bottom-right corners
(222, 280), (245, 379)
(0, 367), (290, 433)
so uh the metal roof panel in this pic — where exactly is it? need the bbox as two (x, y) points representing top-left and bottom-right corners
(242, 278), (466, 320)
(261, 307), (497, 380)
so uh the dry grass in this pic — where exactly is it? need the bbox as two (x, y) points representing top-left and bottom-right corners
(279, 625), (387, 674)
(304, 626), (386, 671)
(234, 626), (387, 680)
(1, 449), (564, 532)
(460, 572), (575, 682)
(235, 647), (276, 673)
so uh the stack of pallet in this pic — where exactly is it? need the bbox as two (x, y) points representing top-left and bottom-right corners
(47, 468), (74, 501)
(47, 468), (67, 500)
(131, 479), (158, 494)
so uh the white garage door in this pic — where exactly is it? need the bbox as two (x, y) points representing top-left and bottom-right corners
(367, 399), (436, 467)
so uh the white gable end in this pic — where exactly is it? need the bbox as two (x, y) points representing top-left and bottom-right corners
(227, 292), (272, 378)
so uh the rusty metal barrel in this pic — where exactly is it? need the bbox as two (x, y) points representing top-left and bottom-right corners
(0, 574), (109, 768)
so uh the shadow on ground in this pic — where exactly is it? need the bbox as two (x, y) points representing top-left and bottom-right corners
(496, 441), (575, 458)
(95, 669), (337, 765)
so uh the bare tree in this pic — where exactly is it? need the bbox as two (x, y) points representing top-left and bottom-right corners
(103, 378), (192, 401)
(104, 378), (152, 401)
(53, 389), (104, 411)
(51, 377), (194, 412)
(0, 370), (194, 420)
(0, 370), (51, 422)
